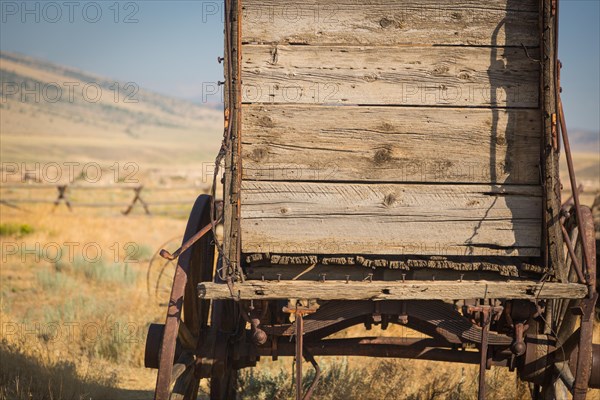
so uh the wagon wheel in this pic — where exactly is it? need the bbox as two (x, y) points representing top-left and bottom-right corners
(524, 206), (598, 400)
(151, 194), (215, 400)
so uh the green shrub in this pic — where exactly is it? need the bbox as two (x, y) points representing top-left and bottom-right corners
(35, 269), (75, 291)
(71, 257), (138, 285)
(41, 295), (98, 323)
(128, 244), (153, 261)
(87, 317), (143, 364)
(236, 359), (519, 400)
(0, 223), (34, 237)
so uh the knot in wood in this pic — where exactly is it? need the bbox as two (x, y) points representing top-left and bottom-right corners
(379, 17), (401, 29)
(251, 147), (268, 162)
(373, 148), (393, 165)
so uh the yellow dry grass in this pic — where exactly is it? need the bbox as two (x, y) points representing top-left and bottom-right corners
(0, 204), (185, 399)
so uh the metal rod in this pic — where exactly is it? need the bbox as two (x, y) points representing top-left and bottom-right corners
(558, 93), (592, 293)
(295, 312), (303, 400)
(282, 306), (317, 400)
(478, 309), (491, 400)
(302, 347), (321, 400)
(252, 337), (510, 366)
(560, 224), (586, 284)
(160, 214), (222, 261)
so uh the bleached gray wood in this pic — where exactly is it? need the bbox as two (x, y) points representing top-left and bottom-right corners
(242, 105), (541, 184)
(240, 182), (542, 256)
(541, 0), (564, 276)
(241, 45), (539, 107)
(198, 280), (587, 300)
(242, 0), (539, 47)
(223, 0), (242, 268)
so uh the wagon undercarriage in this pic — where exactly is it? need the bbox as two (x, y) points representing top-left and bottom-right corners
(145, 194), (598, 400)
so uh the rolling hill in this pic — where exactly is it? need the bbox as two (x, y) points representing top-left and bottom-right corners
(0, 52), (222, 169)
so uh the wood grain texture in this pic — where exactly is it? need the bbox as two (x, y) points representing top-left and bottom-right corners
(241, 0), (539, 47)
(223, 0), (242, 268)
(241, 45), (539, 107)
(242, 105), (541, 184)
(198, 280), (587, 300)
(240, 181), (542, 256)
(541, 1), (564, 277)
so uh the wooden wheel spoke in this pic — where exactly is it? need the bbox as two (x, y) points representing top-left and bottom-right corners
(170, 351), (196, 390)
(178, 321), (198, 350)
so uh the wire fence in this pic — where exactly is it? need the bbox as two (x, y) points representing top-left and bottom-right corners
(0, 183), (211, 216)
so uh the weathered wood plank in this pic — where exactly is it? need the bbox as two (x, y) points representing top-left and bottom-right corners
(198, 280), (587, 300)
(541, 0), (564, 277)
(223, 0), (242, 270)
(242, 45), (539, 107)
(242, 0), (539, 47)
(244, 258), (544, 279)
(240, 182), (542, 256)
(242, 105), (541, 184)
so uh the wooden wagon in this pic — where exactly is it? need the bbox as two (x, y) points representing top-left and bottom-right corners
(145, 0), (599, 398)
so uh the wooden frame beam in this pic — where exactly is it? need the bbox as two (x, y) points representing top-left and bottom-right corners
(198, 280), (587, 301)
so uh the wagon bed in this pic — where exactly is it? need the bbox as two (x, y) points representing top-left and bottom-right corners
(225, 0), (557, 271)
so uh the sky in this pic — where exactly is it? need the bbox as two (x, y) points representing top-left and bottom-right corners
(0, 0), (599, 131)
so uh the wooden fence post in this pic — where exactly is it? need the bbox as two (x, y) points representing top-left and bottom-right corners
(122, 185), (151, 215)
(52, 184), (72, 211)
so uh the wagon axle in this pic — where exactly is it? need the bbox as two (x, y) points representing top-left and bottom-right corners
(145, 296), (600, 398)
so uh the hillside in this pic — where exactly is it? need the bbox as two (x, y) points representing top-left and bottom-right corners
(0, 52), (222, 168)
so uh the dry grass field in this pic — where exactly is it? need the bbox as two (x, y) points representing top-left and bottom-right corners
(0, 204), (181, 399)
